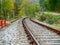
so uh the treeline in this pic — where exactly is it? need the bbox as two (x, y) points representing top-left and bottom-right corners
(40, 0), (60, 12)
(0, 0), (40, 20)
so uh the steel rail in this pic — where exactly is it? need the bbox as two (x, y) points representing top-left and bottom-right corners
(30, 19), (60, 35)
(22, 18), (60, 45)
(22, 18), (40, 45)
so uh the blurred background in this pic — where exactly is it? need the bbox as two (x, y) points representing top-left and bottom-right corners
(0, 0), (60, 28)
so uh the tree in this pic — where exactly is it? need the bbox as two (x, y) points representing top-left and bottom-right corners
(14, 0), (22, 17)
(19, 0), (40, 18)
(47, 0), (57, 11)
(1, 0), (11, 19)
(40, 0), (60, 12)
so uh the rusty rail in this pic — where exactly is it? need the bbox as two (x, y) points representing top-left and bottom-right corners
(22, 18), (40, 45)
(30, 19), (60, 35)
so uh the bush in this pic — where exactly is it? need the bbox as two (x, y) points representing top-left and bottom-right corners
(39, 14), (60, 24)
(39, 15), (46, 21)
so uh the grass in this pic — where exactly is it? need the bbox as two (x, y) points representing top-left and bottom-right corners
(38, 14), (60, 29)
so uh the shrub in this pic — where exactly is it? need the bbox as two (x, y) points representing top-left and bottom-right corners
(39, 15), (46, 21)
(39, 14), (60, 24)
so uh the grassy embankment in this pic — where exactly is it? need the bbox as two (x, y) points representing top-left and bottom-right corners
(38, 14), (60, 29)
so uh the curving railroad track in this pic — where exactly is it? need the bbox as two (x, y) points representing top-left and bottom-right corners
(22, 18), (40, 45)
(0, 18), (60, 45)
(22, 18), (60, 45)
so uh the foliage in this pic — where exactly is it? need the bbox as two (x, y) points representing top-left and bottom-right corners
(47, 0), (57, 11)
(39, 0), (60, 12)
(19, 0), (40, 18)
(0, 0), (12, 19)
(39, 14), (60, 24)
(39, 14), (46, 21)
(0, 0), (40, 20)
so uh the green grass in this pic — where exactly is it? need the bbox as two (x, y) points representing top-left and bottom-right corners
(39, 14), (60, 24)
(11, 18), (20, 23)
(38, 14), (60, 28)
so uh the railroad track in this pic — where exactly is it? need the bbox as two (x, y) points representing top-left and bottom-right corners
(22, 18), (60, 45)
(22, 18), (40, 45)
(0, 18), (60, 45)
(0, 19), (36, 45)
